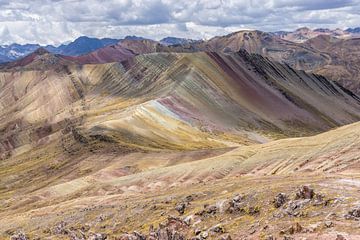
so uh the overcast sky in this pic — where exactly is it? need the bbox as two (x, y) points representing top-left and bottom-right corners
(0, 0), (359, 45)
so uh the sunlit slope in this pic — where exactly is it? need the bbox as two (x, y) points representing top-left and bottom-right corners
(1, 51), (360, 157)
(79, 50), (360, 141)
(77, 121), (360, 195)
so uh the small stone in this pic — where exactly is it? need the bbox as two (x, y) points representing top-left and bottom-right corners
(175, 202), (186, 215)
(97, 214), (106, 222)
(280, 223), (302, 235)
(247, 206), (260, 215)
(164, 196), (173, 204)
(194, 228), (202, 235)
(133, 231), (145, 240)
(233, 194), (243, 203)
(183, 215), (193, 225)
(53, 221), (68, 235)
(348, 206), (360, 218)
(209, 224), (225, 233)
(206, 205), (217, 214)
(117, 233), (138, 240)
(336, 234), (347, 240)
(307, 222), (321, 233)
(274, 193), (288, 208)
(88, 233), (107, 240)
(295, 186), (315, 199)
(324, 221), (333, 228)
(217, 199), (232, 213)
(185, 194), (195, 202)
(200, 231), (209, 239)
(285, 199), (310, 216)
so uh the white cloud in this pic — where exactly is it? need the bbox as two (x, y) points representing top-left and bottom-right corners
(0, 0), (359, 45)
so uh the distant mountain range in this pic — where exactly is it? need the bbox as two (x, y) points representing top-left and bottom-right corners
(2, 27), (359, 64)
(46, 36), (119, 56)
(0, 36), (201, 63)
(0, 36), (120, 63)
(160, 37), (202, 46)
(0, 43), (40, 63)
(271, 27), (360, 43)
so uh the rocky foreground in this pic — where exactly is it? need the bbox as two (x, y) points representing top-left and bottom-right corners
(4, 174), (360, 240)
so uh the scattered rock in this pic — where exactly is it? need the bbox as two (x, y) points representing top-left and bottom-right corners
(313, 193), (325, 205)
(209, 224), (225, 233)
(53, 221), (68, 235)
(133, 231), (145, 240)
(117, 231), (145, 240)
(194, 228), (202, 235)
(280, 223), (303, 235)
(216, 199), (232, 213)
(88, 233), (107, 240)
(336, 234), (347, 240)
(183, 215), (194, 226)
(219, 234), (232, 240)
(184, 194), (197, 202)
(119, 216), (188, 240)
(346, 206), (360, 220)
(116, 233), (139, 240)
(164, 196), (174, 204)
(324, 221), (333, 228)
(97, 214), (106, 222)
(10, 232), (28, 240)
(274, 193), (288, 208)
(175, 203), (186, 215)
(227, 201), (246, 214)
(196, 204), (217, 216)
(167, 216), (188, 229)
(200, 231), (208, 239)
(285, 199), (310, 216)
(247, 206), (260, 215)
(80, 224), (90, 232)
(232, 194), (243, 203)
(295, 186), (315, 200)
(307, 222), (321, 233)
(206, 205), (217, 214)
